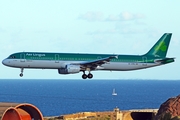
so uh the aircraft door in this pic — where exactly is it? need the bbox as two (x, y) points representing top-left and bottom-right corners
(55, 54), (59, 63)
(20, 53), (25, 62)
(142, 57), (147, 66)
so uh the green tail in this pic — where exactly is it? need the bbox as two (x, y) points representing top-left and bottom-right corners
(145, 33), (172, 57)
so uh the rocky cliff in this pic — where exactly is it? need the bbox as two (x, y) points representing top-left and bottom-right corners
(155, 95), (180, 120)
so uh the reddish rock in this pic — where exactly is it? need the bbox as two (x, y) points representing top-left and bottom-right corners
(155, 95), (180, 120)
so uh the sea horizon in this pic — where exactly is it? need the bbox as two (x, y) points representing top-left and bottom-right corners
(0, 79), (180, 80)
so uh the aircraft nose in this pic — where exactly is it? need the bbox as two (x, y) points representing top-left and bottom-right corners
(2, 59), (8, 66)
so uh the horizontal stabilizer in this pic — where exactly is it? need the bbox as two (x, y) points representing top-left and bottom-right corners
(154, 58), (175, 64)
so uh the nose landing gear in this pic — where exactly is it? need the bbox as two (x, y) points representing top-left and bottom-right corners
(19, 68), (24, 77)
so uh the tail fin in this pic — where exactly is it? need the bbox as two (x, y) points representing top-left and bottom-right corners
(145, 33), (172, 57)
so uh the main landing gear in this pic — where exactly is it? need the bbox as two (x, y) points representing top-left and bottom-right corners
(20, 68), (24, 77)
(82, 71), (93, 79)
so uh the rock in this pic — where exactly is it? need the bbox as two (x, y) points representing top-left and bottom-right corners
(155, 95), (180, 120)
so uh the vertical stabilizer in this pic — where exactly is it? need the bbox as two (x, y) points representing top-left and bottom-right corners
(145, 33), (172, 57)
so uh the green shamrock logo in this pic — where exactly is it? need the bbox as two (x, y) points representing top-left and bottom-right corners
(155, 41), (167, 52)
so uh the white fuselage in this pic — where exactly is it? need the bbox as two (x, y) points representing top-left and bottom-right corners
(2, 59), (160, 71)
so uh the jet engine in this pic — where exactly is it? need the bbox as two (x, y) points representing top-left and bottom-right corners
(58, 65), (81, 74)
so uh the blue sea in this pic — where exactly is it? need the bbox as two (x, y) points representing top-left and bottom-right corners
(0, 79), (180, 117)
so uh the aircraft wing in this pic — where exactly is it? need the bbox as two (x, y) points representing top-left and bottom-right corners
(72, 55), (118, 69)
(154, 57), (175, 64)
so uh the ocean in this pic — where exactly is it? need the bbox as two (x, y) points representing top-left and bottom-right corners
(0, 79), (180, 116)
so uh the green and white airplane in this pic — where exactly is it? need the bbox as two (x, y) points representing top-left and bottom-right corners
(2, 33), (175, 79)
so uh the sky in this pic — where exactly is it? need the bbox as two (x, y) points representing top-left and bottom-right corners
(0, 0), (179, 80)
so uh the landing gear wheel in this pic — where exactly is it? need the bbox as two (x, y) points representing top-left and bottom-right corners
(20, 68), (24, 77)
(82, 74), (88, 79)
(20, 73), (23, 77)
(88, 73), (93, 79)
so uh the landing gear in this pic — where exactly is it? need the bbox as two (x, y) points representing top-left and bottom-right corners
(20, 73), (23, 77)
(82, 71), (93, 79)
(19, 68), (24, 77)
(82, 74), (87, 79)
(88, 73), (93, 79)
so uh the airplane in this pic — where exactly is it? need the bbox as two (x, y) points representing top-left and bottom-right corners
(2, 33), (175, 79)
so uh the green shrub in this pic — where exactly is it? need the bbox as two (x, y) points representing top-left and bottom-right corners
(160, 113), (180, 120)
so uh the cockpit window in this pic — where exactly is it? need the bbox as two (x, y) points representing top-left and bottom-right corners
(10, 56), (16, 59)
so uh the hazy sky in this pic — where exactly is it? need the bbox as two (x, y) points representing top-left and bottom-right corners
(0, 0), (179, 80)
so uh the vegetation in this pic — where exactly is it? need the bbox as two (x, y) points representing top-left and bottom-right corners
(159, 113), (180, 120)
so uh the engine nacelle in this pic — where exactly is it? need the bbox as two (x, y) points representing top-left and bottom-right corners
(58, 65), (81, 74)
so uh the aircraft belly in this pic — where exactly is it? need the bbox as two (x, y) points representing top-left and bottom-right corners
(6, 59), (84, 69)
(9, 60), (61, 69)
(101, 62), (158, 71)
(17, 60), (81, 69)
(25, 60), (61, 68)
